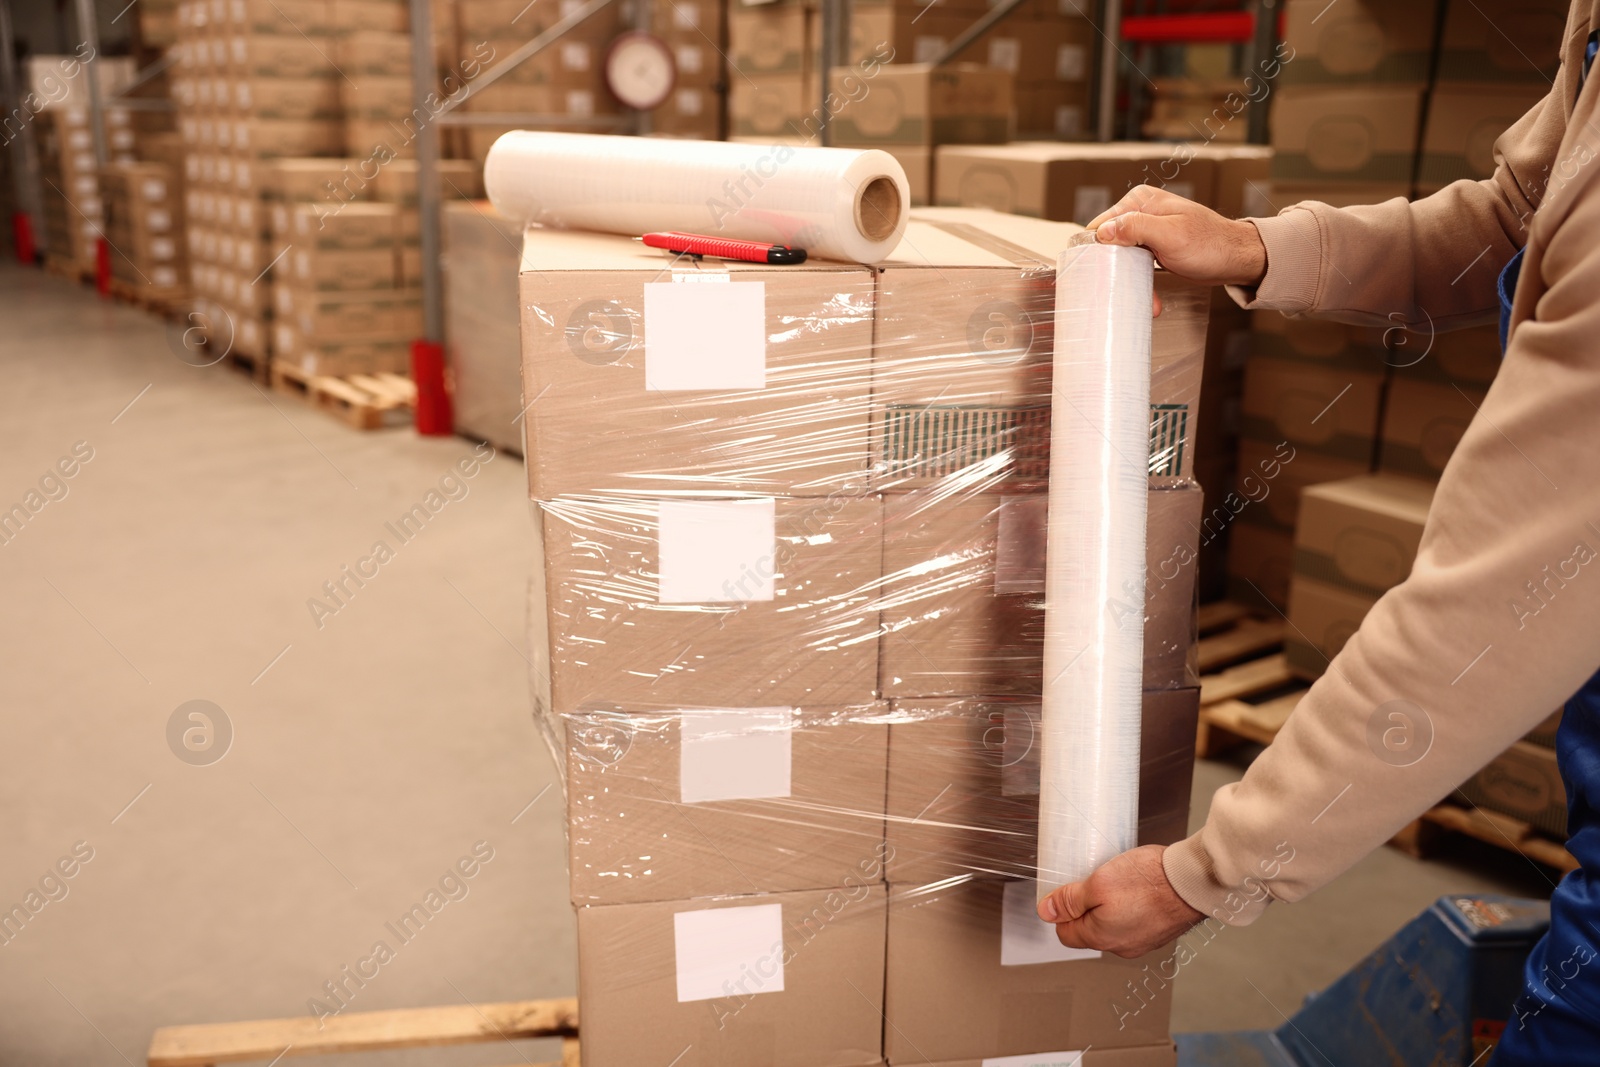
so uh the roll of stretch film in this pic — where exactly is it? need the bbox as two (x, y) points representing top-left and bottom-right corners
(1037, 241), (1154, 900)
(483, 132), (910, 264)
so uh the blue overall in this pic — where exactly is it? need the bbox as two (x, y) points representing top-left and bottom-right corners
(1491, 40), (1600, 1057)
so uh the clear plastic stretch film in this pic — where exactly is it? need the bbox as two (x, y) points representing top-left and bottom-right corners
(483, 131), (910, 264)
(1037, 241), (1154, 900)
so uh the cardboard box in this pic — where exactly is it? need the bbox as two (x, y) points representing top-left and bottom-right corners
(229, 32), (343, 78)
(837, 6), (967, 65)
(1418, 85), (1546, 191)
(1277, 0), (1438, 87)
(1227, 521), (1295, 611)
(884, 876), (1173, 1062)
(371, 158), (483, 202)
(1250, 309), (1390, 372)
(445, 201), (526, 456)
(1380, 375), (1486, 481)
(1232, 437), (1371, 535)
(883, 688), (1201, 885)
(920, 1045), (1177, 1067)
(291, 244), (398, 289)
(232, 0), (336, 34)
(729, 4), (813, 75)
(1458, 741), (1568, 838)
(1202, 144), (1273, 219)
(729, 72), (818, 139)
(1399, 324), (1501, 387)
(1436, 0), (1568, 86)
(1270, 86), (1424, 185)
(1292, 473), (1433, 599)
(873, 210), (1207, 489)
(974, 16), (1095, 84)
(289, 337), (410, 377)
(650, 85), (723, 138)
(565, 704), (889, 904)
(335, 29), (412, 75)
(517, 228), (874, 498)
(885, 144), (933, 205)
(1238, 354), (1383, 464)
(878, 487), (1201, 698)
(260, 157), (371, 201)
(934, 142), (1212, 223)
(271, 200), (400, 249)
(1265, 181), (1412, 209)
(533, 495), (883, 712)
(278, 287), (422, 340)
(1526, 708), (1563, 748)
(1015, 84), (1090, 139)
(231, 75), (342, 118)
(344, 117), (417, 160)
(577, 884), (888, 1067)
(829, 64), (1013, 147)
(1283, 575), (1370, 679)
(339, 75), (416, 119)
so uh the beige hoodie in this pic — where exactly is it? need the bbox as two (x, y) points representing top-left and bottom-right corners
(1164, 1), (1600, 922)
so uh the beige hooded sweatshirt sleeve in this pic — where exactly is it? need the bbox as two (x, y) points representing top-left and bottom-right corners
(1163, 1), (1600, 923)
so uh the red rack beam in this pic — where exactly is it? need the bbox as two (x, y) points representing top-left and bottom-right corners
(1120, 10), (1283, 44)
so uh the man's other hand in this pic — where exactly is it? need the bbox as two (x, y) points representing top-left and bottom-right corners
(1088, 187), (1269, 289)
(1036, 845), (1206, 959)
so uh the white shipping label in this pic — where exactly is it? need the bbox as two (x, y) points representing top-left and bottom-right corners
(1072, 185), (1111, 225)
(151, 237), (177, 261)
(1166, 181), (1196, 202)
(644, 280), (766, 391)
(988, 39), (1021, 73)
(658, 498), (777, 603)
(679, 708), (794, 803)
(994, 494), (1048, 594)
(674, 903), (786, 1002)
(1000, 879), (1101, 964)
(560, 42), (591, 71)
(677, 88), (704, 116)
(152, 266), (177, 287)
(1241, 179), (1274, 219)
(147, 208), (172, 233)
(999, 704), (1042, 798)
(1055, 105), (1083, 139)
(673, 2), (700, 29)
(983, 1052), (1087, 1067)
(565, 90), (595, 117)
(676, 45), (704, 75)
(1056, 44), (1087, 81)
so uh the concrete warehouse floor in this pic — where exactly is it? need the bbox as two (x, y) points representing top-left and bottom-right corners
(0, 263), (1549, 1065)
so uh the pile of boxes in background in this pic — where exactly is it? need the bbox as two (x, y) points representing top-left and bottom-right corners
(520, 210), (1209, 1067)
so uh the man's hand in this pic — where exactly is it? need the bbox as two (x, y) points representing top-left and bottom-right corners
(1088, 186), (1268, 289)
(1036, 845), (1206, 959)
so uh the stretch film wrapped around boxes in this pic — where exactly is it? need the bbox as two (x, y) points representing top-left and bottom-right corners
(520, 208), (1210, 1067)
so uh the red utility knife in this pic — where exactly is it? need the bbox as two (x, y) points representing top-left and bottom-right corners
(642, 231), (808, 264)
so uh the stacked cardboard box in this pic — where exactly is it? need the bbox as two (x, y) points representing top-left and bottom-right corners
(100, 162), (188, 302)
(36, 105), (138, 272)
(727, 0), (820, 140)
(1268, 0), (1437, 205)
(1416, 0), (1563, 195)
(521, 209), (1205, 1066)
(649, 0), (727, 137)
(443, 201), (524, 453)
(1224, 312), (1389, 610)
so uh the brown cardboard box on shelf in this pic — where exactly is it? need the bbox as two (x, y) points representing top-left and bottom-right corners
(973, 15), (1095, 85)
(834, 5), (966, 64)
(338, 74), (415, 119)
(1527, 709), (1564, 748)
(278, 287), (423, 340)
(1249, 308), (1390, 372)
(1436, 0), (1568, 86)
(728, 2), (812, 76)
(330, 0), (410, 32)
(533, 495), (883, 712)
(517, 228), (874, 498)
(291, 244), (399, 289)
(1417, 85), (1546, 193)
(444, 201), (524, 455)
(1269, 87), (1424, 186)
(885, 144), (933, 205)
(874, 209), (1207, 489)
(729, 72), (818, 139)
(934, 142), (1211, 223)
(270, 200), (399, 249)
(650, 85), (722, 137)
(1402, 324), (1501, 387)
(829, 64), (1013, 147)
(232, 75), (342, 118)
(370, 158), (483, 202)
(921, 1045), (1177, 1067)
(1277, 0), (1438, 88)
(1015, 83), (1091, 139)
(259, 157), (370, 201)
(1292, 473), (1433, 599)
(1283, 575), (1371, 679)
(1227, 521), (1294, 611)
(1459, 741), (1568, 838)
(1231, 437), (1371, 537)
(884, 688), (1201, 885)
(884, 876), (1173, 1062)
(577, 884), (887, 1067)
(334, 29), (412, 75)
(1239, 355), (1384, 465)
(1379, 375), (1487, 481)
(565, 704), (889, 904)
(291, 337), (411, 377)
(229, 32), (345, 78)
(878, 487), (1202, 699)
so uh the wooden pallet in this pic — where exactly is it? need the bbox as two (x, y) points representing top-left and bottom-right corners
(147, 996), (580, 1066)
(1195, 601), (1307, 759)
(1390, 799), (1578, 874)
(270, 362), (417, 430)
(225, 347), (271, 384)
(107, 278), (186, 319)
(43, 254), (94, 284)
